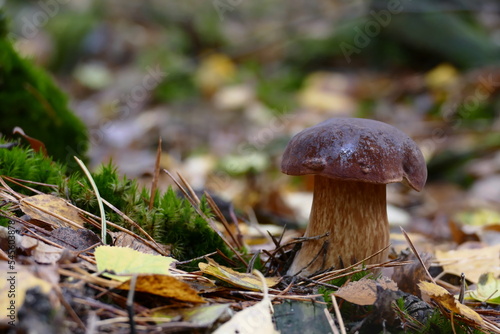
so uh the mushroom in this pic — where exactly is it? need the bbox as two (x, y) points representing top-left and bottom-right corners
(281, 117), (427, 276)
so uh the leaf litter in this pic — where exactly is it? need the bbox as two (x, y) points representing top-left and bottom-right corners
(0, 168), (500, 333)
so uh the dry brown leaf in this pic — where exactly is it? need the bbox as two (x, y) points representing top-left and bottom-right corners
(117, 274), (205, 303)
(109, 231), (169, 256)
(392, 253), (432, 297)
(434, 245), (500, 283)
(13, 126), (48, 157)
(419, 281), (484, 325)
(20, 194), (86, 230)
(20, 235), (64, 263)
(334, 277), (398, 306)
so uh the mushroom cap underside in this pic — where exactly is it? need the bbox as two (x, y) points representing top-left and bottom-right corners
(281, 117), (427, 191)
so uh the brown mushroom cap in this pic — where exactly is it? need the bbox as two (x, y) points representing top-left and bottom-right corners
(281, 117), (427, 191)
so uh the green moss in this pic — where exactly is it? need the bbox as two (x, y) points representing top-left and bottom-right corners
(0, 140), (65, 191)
(0, 10), (88, 166)
(59, 163), (232, 262)
(0, 138), (231, 261)
(0, 138), (67, 226)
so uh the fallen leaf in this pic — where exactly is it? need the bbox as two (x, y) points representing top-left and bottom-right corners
(425, 63), (458, 90)
(467, 273), (500, 305)
(199, 258), (280, 291)
(109, 231), (170, 256)
(47, 227), (100, 251)
(20, 194), (86, 230)
(20, 235), (64, 263)
(434, 245), (500, 283)
(419, 281), (484, 325)
(117, 274), (205, 303)
(213, 271), (279, 334)
(392, 252), (432, 297)
(0, 262), (55, 322)
(13, 126), (48, 157)
(152, 304), (230, 327)
(94, 245), (176, 281)
(335, 277), (398, 306)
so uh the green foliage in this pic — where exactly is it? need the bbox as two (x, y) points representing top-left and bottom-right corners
(60, 163), (231, 262)
(0, 10), (88, 165)
(0, 139), (231, 261)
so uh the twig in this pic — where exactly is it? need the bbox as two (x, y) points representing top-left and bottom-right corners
(400, 227), (436, 284)
(126, 274), (138, 334)
(176, 251), (218, 265)
(331, 294), (346, 334)
(324, 307), (340, 334)
(205, 191), (241, 249)
(228, 204), (244, 247)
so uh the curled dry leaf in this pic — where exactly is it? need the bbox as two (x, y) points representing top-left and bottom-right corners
(199, 258), (280, 291)
(419, 281), (484, 325)
(13, 126), (48, 156)
(392, 252), (432, 297)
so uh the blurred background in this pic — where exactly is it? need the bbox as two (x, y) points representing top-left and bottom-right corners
(2, 0), (500, 247)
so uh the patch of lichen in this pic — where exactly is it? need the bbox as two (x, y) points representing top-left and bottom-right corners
(0, 10), (88, 165)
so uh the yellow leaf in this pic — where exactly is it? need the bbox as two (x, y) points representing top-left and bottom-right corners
(425, 63), (458, 90)
(0, 263), (54, 322)
(468, 273), (500, 305)
(20, 194), (86, 229)
(419, 281), (483, 325)
(117, 274), (204, 304)
(95, 246), (176, 281)
(434, 245), (500, 283)
(195, 53), (235, 95)
(199, 259), (280, 291)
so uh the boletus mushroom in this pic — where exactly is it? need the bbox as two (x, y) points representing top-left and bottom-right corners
(281, 117), (427, 276)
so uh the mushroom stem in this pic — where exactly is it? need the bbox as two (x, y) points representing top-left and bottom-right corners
(288, 176), (390, 276)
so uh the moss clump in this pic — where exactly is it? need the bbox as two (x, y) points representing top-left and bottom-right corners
(60, 163), (231, 261)
(0, 139), (231, 262)
(0, 10), (88, 165)
(0, 141), (65, 192)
